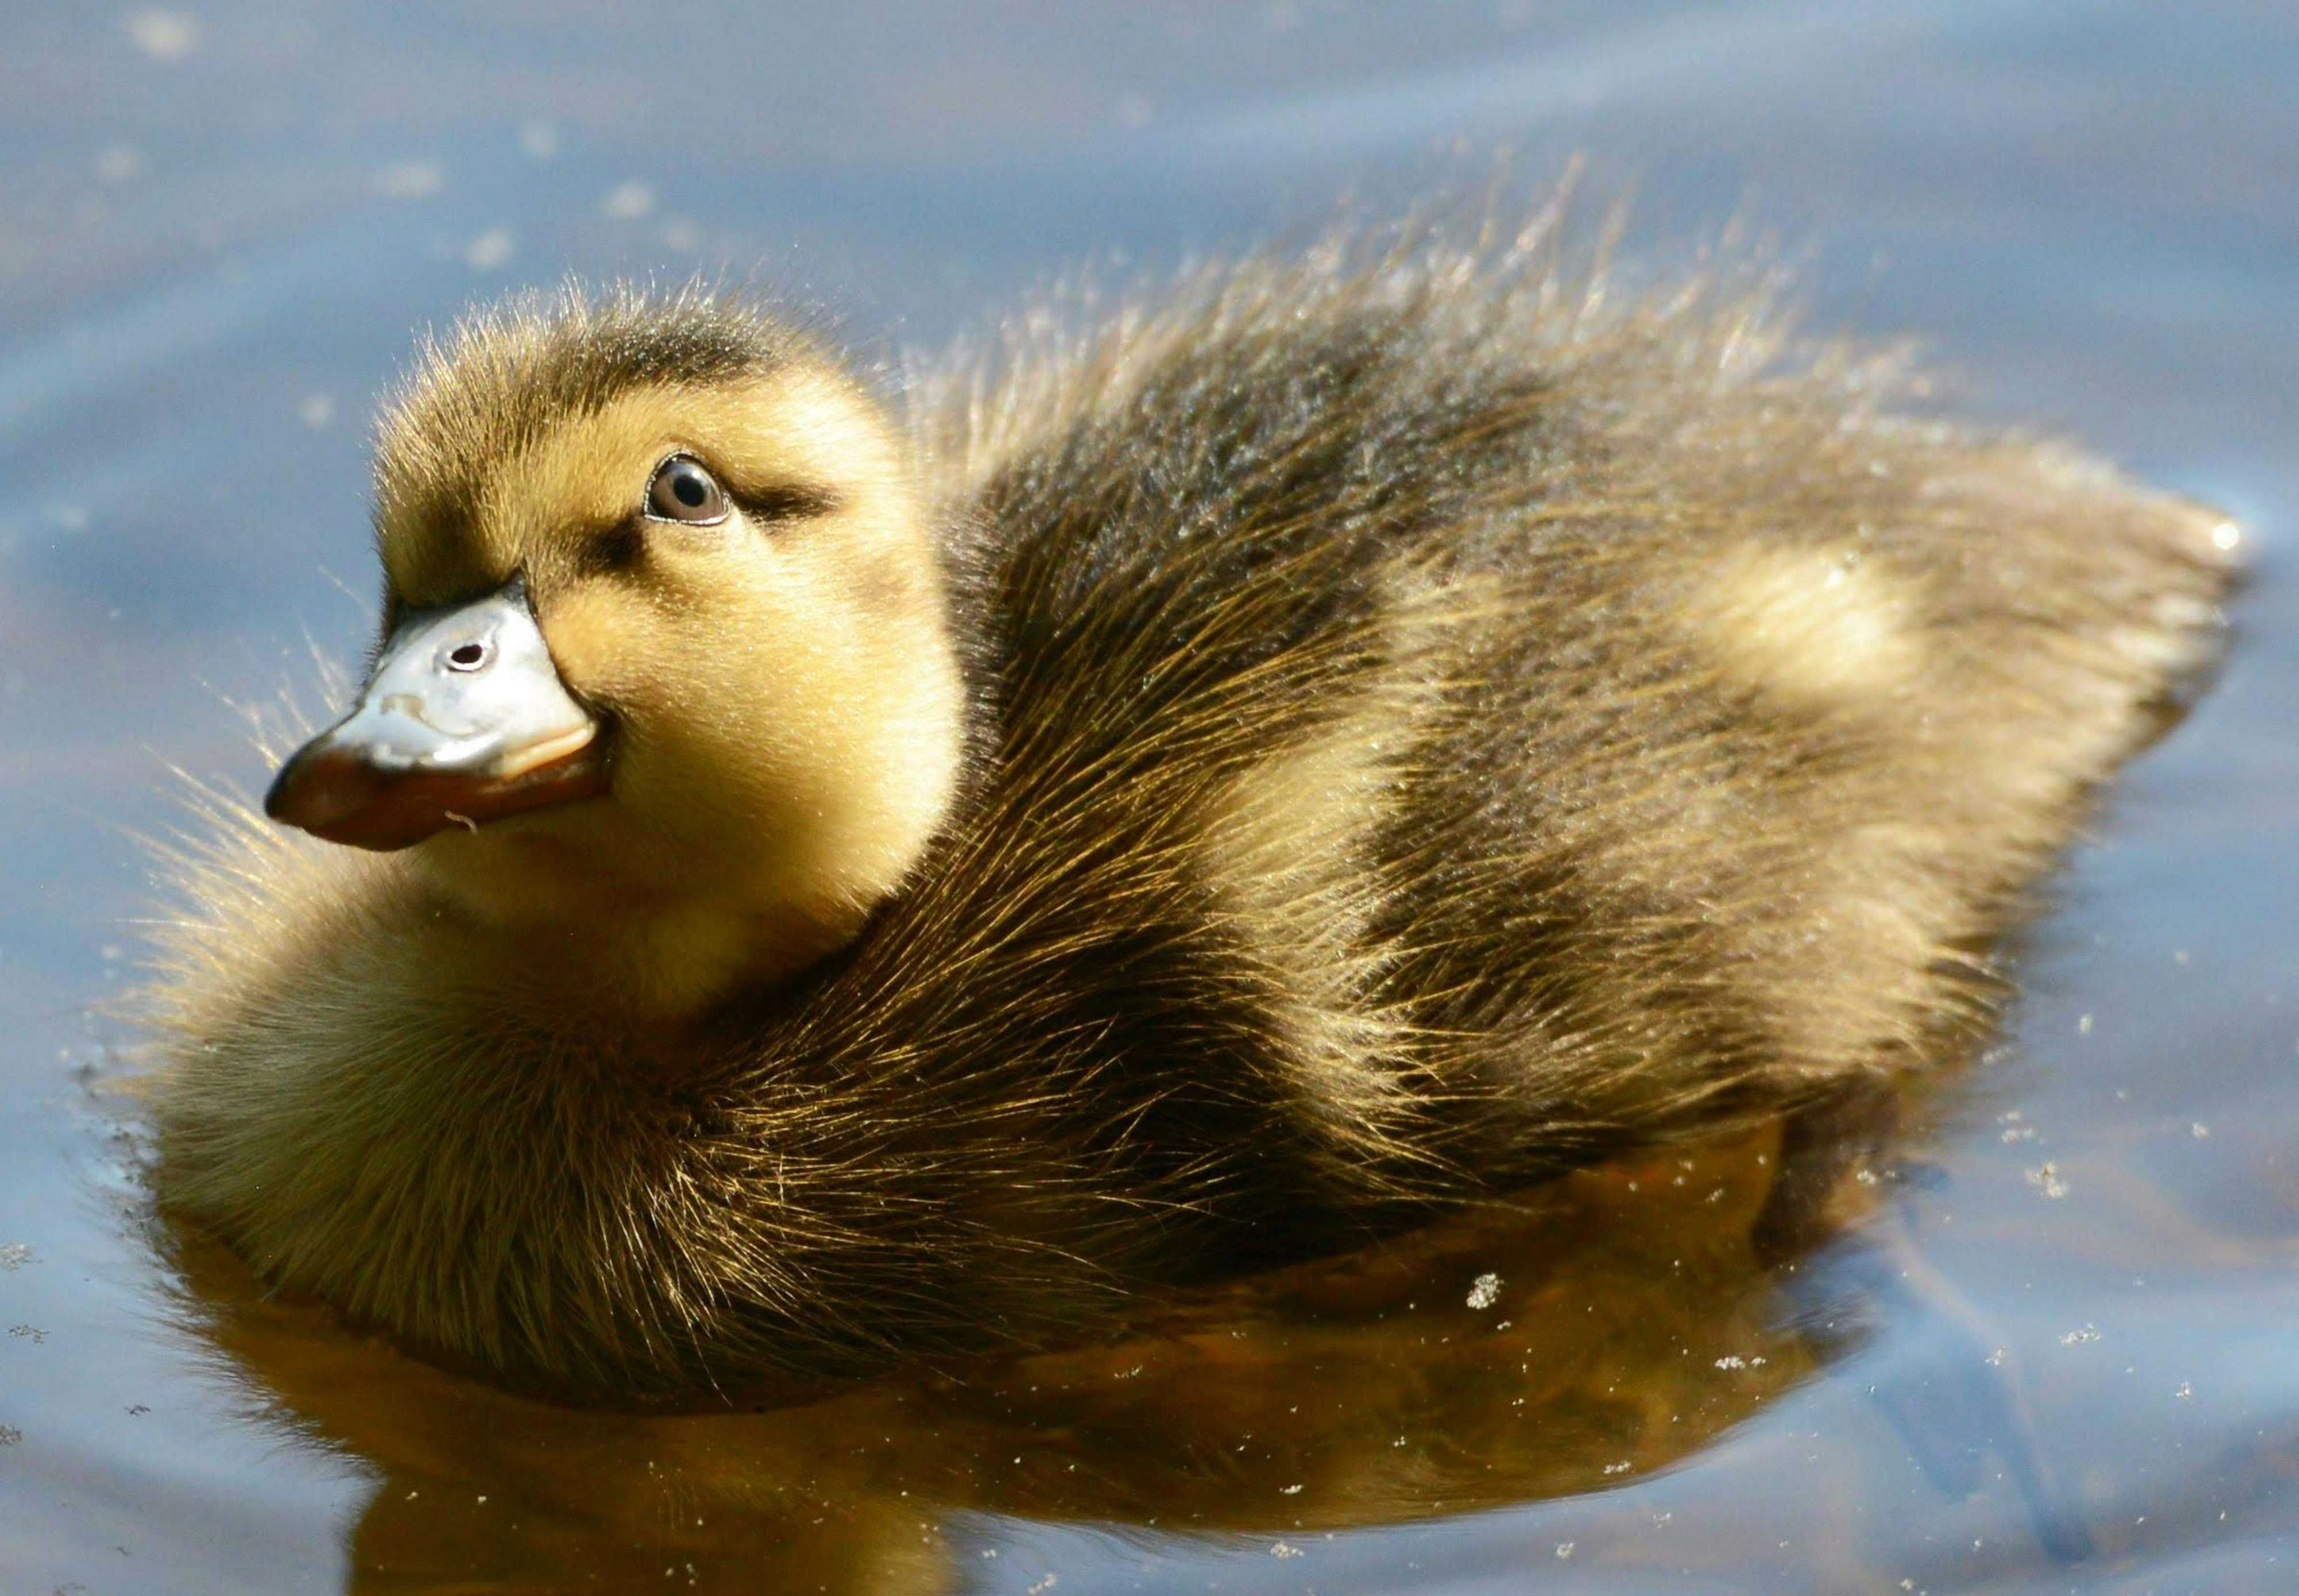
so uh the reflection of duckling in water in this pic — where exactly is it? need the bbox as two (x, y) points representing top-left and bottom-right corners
(160, 1122), (1818, 1593)
(143, 221), (2238, 1401)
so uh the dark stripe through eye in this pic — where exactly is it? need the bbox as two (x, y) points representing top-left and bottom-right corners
(737, 483), (842, 523)
(588, 521), (644, 572)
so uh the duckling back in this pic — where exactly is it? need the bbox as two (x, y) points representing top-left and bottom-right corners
(904, 247), (2233, 1192)
(144, 238), (2238, 1397)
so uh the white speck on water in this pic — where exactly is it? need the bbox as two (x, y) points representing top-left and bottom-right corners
(2078, 1013), (2094, 1036)
(519, 120), (559, 159)
(1271, 1541), (1302, 1559)
(2191, 1122), (2212, 1139)
(0, 1246), (29, 1270)
(601, 181), (655, 220)
(0, 1425), (21, 1446)
(1714, 1355), (1747, 1370)
(2025, 1162), (2068, 1199)
(374, 160), (445, 199)
(1986, 1347), (2007, 1367)
(1025, 1576), (1057, 1595)
(298, 393), (335, 429)
(1603, 1460), (1632, 1475)
(2175, 949), (2192, 966)
(1279, 1483), (1302, 1495)
(1466, 1271), (1501, 1309)
(94, 144), (145, 184)
(2059, 1324), (2102, 1346)
(1555, 1541), (1575, 1559)
(464, 228), (516, 270)
(2175, 1381), (2194, 1398)
(125, 8), (198, 60)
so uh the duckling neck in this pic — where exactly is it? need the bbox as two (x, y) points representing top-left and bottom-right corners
(578, 893), (867, 1022)
(413, 866), (875, 1029)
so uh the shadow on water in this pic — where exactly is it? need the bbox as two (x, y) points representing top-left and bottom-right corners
(158, 1123), (1819, 1593)
(148, 1082), (2090, 1594)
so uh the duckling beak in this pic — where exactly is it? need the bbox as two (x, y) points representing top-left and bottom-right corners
(264, 578), (610, 851)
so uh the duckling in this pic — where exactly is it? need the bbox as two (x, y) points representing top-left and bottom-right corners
(142, 230), (2238, 1399)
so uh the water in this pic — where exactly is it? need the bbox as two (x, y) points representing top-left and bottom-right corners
(3, 2), (2294, 1590)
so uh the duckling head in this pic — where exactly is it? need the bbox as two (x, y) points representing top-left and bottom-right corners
(267, 288), (966, 1014)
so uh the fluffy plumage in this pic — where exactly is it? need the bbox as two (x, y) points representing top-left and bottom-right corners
(142, 221), (2238, 1399)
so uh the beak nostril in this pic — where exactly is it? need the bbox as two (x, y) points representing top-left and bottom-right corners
(445, 641), (490, 672)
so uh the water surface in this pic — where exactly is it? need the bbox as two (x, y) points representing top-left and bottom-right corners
(2, 3), (2295, 1591)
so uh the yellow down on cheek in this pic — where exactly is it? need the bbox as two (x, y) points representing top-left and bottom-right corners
(543, 555), (870, 818)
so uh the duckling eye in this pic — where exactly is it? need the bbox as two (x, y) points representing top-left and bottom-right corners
(645, 455), (729, 525)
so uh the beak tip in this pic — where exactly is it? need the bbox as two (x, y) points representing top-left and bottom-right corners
(260, 752), (305, 826)
(264, 739), (382, 840)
